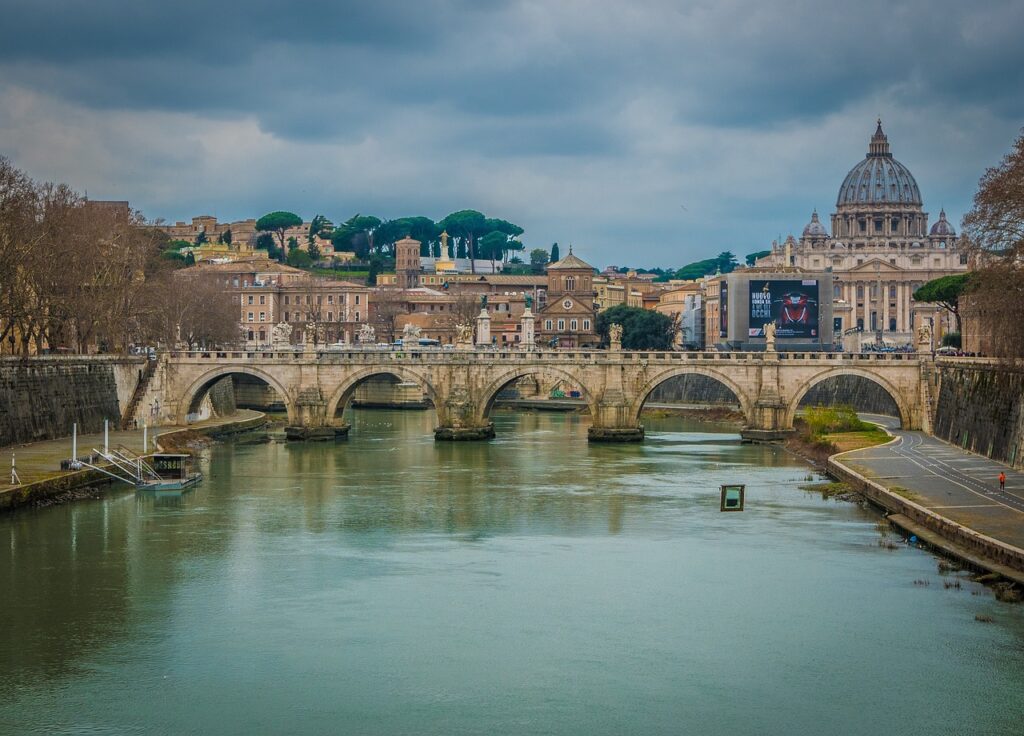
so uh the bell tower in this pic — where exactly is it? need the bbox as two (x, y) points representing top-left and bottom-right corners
(395, 236), (421, 289)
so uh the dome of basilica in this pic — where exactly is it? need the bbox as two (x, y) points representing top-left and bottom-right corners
(836, 120), (922, 208)
(802, 210), (829, 237)
(929, 209), (956, 236)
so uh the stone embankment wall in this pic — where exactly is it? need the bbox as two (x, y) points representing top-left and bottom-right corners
(933, 361), (1024, 468)
(0, 357), (143, 447)
(647, 374), (740, 406)
(798, 374), (900, 417)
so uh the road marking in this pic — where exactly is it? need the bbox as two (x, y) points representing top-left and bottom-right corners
(930, 504), (1002, 509)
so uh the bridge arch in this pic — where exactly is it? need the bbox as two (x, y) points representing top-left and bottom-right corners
(629, 367), (756, 427)
(178, 366), (295, 425)
(476, 365), (598, 423)
(325, 366), (440, 423)
(786, 367), (912, 429)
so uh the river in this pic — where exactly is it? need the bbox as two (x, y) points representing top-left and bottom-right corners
(2, 409), (1023, 735)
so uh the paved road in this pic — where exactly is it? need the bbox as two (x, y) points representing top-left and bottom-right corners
(841, 415), (1024, 551)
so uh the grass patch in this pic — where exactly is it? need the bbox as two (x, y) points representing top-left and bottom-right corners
(796, 406), (890, 453)
(799, 481), (852, 499)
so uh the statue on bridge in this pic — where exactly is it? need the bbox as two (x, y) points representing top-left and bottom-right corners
(272, 321), (292, 348)
(402, 323), (422, 342)
(455, 322), (474, 349)
(917, 322), (932, 350)
(358, 323), (376, 344)
(609, 323), (623, 351)
(763, 321), (776, 352)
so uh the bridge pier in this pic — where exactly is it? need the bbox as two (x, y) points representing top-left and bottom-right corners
(739, 355), (795, 442)
(433, 384), (496, 441)
(284, 386), (350, 441)
(588, 392), (644, 442)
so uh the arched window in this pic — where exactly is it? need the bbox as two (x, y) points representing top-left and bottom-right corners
(557, 319), (565, 331)
(570, 319), (578, 331)
(545, 319), (553, 330)
(565, 276), (576, 291)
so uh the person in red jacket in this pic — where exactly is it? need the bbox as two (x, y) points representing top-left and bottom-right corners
(999, 472), (1006, 491)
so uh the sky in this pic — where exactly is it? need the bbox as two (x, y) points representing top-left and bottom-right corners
(1, 0), (1022, 270)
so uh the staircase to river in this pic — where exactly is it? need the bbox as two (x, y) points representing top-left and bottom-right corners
(121, 358), (157, 429)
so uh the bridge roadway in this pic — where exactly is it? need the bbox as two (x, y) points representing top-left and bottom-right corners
(147, 348), (930, 442)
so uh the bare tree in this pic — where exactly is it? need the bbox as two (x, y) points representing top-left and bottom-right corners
(370, 288), (409, 343)
(962, 128), (1024, 359)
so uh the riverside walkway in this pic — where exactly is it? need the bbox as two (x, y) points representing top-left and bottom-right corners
(0, 410), (264, 494)
(838, 415), (1024, 557)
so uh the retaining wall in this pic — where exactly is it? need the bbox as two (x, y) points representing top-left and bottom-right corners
(0, 356), (144, 447)
(933, 361), (1024, 468)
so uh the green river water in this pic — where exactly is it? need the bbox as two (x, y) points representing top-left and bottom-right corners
(2, 410), (1023, 735)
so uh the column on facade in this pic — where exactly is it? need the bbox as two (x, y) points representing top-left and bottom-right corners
(897, 280), (905, 331)
(882, 281), (890, 332)
(861, 283), (869, 330)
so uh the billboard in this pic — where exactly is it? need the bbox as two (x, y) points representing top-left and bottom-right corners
(719, 280), (729, 337)
(748, 279), (819, 339)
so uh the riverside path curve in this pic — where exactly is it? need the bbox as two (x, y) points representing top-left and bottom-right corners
(832, 415), (1024, 581)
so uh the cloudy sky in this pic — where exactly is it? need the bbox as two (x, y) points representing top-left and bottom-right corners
(1, 0), (1022, 268)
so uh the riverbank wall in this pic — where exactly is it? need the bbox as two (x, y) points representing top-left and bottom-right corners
(933, 359), (1024, 469)
(0, 356), (144, 446)
(0, 411), (266, 514)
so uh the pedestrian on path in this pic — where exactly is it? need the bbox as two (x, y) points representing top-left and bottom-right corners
(999, 471), (1006, 491)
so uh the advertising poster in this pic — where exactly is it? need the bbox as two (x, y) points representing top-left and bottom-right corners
(719, 280), (729, 338)
(748, 280), (819, 338)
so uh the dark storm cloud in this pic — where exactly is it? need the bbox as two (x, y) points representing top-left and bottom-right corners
(1, 0), (1022, 265)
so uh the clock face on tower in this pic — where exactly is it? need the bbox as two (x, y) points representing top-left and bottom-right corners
(562, 299), (573, 310)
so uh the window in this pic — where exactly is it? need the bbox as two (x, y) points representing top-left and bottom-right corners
(583, 319), (591, 330)
(545, 319), (553, 330)
(874, 219), (883, 233)
(355, 311), (360, 322)
(327, 311), (333, 321)
(284, 296), (290, 305)
(305, 296), (311, 305)
(565, 276), (575, 291)
(259, 330), (266, 341)
(892, 218), (900, 232)
(247, 312), (254, 322)
(570, 319), (578, 331)
(247, 330), (254, 340)
(259, 312), (265, 322)
(859, 219), (867, 233)
(959, 253), (968, 265)
(341, 294), (347, 304)
(232, 278), (239, 287)
(889, 285), (897, 299)
(328, 295), (334, 304)
(317, 295), (322, 305)
(833, 285), (841, 299)
(889, 318), (897, 332)
(557, 319), (565, 330)
(355, 295), (360, 305)
(259, 295), (265, 305)
(856, 285), (864, 299)
(247, 295), (254, 305)
(284, 312), (290, 322)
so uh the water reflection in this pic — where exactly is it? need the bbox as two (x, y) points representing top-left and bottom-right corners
(1, 409), (1022, 736)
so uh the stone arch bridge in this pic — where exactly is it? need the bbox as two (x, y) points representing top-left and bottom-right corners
(148, 348), (932, 441)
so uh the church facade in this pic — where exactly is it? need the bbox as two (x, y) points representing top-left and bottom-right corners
(538, 250), (599, 348)
(756, 121), (967, 350)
